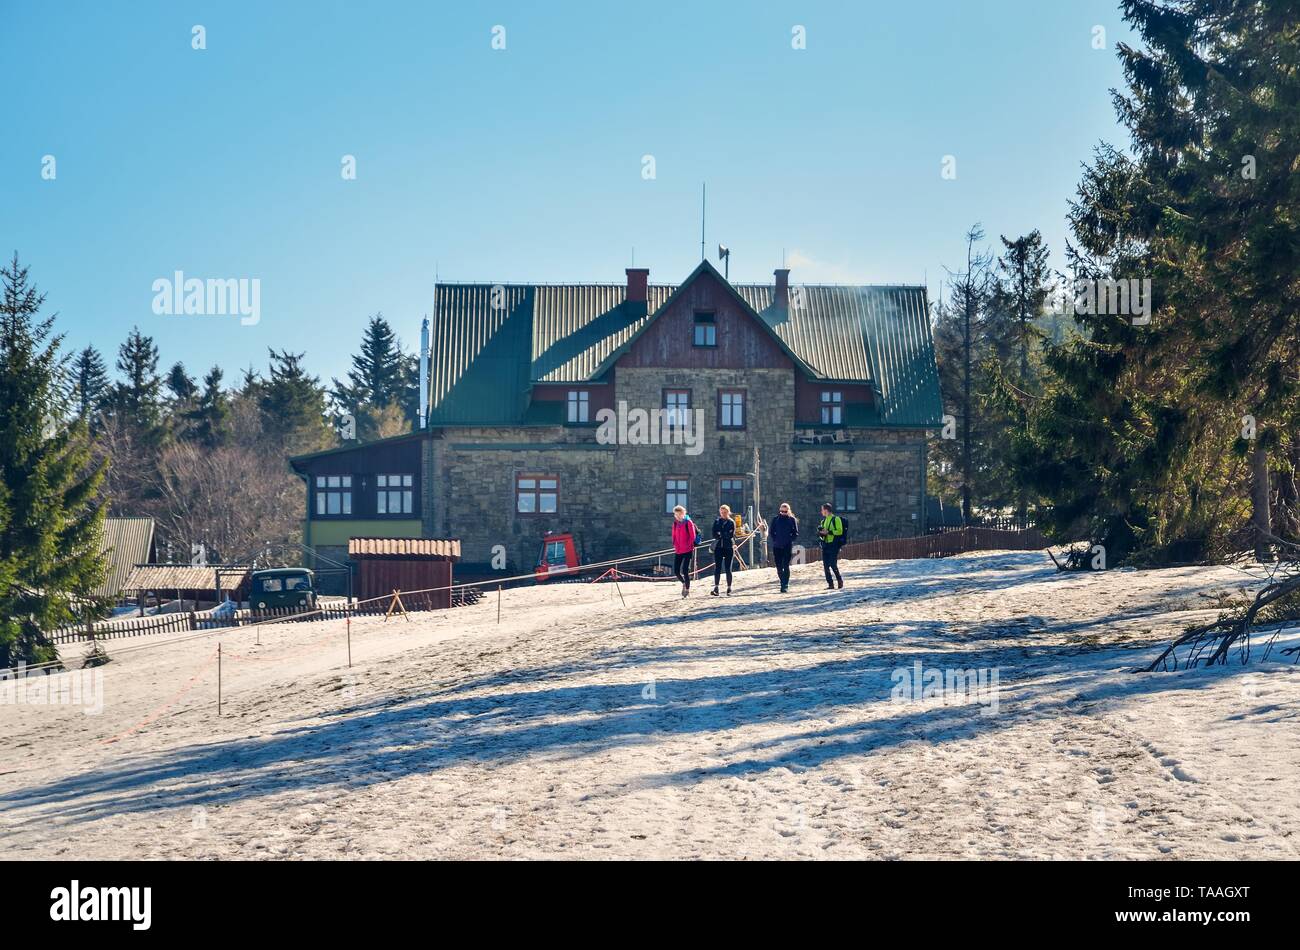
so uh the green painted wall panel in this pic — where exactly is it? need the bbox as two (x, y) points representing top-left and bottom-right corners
(307, 519), (423, 547)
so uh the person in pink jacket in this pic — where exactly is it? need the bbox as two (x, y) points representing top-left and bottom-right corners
(670, 505), (699, 598)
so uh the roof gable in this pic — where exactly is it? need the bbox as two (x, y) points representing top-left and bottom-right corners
(601, 260), (815, 376)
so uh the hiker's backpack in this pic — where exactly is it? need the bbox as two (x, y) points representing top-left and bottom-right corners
(835, 516), (848, 544)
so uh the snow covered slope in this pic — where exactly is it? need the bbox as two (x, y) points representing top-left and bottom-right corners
(2, 552), (1297, 859)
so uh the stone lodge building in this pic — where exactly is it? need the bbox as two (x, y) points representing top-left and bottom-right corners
(290, 260), (943, 586)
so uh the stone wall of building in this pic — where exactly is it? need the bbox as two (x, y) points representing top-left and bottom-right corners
(430, 365), (929, 573)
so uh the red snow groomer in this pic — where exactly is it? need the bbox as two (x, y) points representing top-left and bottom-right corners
(535, 531), (581, 582)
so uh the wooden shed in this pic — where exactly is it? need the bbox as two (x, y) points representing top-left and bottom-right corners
(121, 563), (251, 610)
(347, 537), (461, 609)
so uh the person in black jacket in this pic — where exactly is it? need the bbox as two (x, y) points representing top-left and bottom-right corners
(767, 502), (799, 592)
(711, 504), (736, 596)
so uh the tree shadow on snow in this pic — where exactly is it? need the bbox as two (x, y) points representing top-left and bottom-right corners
(0, 616), (1265, 834)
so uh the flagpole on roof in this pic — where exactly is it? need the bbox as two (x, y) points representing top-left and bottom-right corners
(700, 183), (706, 262)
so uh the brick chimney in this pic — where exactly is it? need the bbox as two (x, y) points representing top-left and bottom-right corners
(774, 268), (791, 308)
(626, 267), (649, 303)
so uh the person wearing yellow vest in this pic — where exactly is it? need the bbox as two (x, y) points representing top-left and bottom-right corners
(818, 502), (845, 590)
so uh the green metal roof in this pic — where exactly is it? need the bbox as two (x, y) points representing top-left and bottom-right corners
(95, 517), (156, 599)
(427, 264), (942, 428)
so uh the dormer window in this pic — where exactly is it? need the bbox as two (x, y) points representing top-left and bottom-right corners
(693, 311), (716, 347)
(820, 390), (844, 425)
(566, 389), (589, 423)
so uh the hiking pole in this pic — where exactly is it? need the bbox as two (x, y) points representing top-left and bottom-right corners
(346, 611), (352, 668)
(497, 585), (502, 624)
(217, 642), (222, 717)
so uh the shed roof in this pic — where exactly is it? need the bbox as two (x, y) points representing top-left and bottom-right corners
(348, 537), (461, 559)
(122, 564), (250, 592)
(95, 517), (156, 599)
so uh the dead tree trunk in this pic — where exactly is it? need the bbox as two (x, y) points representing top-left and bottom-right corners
(1251, 436), (1272, 563)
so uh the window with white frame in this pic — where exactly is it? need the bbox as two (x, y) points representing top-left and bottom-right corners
(376, 474), (413, 515)
(315, 475), (352, 516)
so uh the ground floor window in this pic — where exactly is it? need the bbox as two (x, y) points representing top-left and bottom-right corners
(315, 475), (352, 515)
(719, 477), (745, 514)
(834, 475), (859, 512)
(377, 474), (413, 514)
(665, 477), (689, 513)
(517, 475), (559, 514)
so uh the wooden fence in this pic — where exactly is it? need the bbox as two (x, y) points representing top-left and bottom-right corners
(801, 526), (1048, 564)
(51, 586), (485, 646)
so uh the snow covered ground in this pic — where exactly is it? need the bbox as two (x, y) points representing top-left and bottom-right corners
(3, 551), (1298, 859)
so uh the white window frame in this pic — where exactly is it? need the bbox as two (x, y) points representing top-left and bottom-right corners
(376, 473), (414, 515)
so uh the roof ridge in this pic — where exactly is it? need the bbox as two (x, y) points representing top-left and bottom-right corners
(433, 281), (926, 290)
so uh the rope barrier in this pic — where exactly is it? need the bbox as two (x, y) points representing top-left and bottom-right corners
(22, 534), (774, 674)
(99, 647), (219, 745)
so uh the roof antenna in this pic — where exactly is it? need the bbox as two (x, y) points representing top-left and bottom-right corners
(700, 182), (706, 262)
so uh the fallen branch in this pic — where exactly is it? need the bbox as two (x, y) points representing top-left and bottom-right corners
(1146, 529), (1300, 671)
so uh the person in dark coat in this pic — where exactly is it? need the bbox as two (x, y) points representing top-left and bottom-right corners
(711, 504), (736, 596)
(767, 502), (799, 592)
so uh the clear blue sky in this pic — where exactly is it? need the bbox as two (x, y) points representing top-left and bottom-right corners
(3, 0), (1134, 386)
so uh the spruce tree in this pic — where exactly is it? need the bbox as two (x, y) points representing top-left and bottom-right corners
(165, 361), (198, 405)
(994, 230), (1052, 383)
(105, 327), (164, 436)
(70, 345), (109, 423)
(330, 314), (411, 440)
(1110, 0), (1300, 560)
(261, 348), (333, 452)
(0, 255), (108, 666)
(186, 365), (231, 447)
(1001, 1), (1300, 563)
